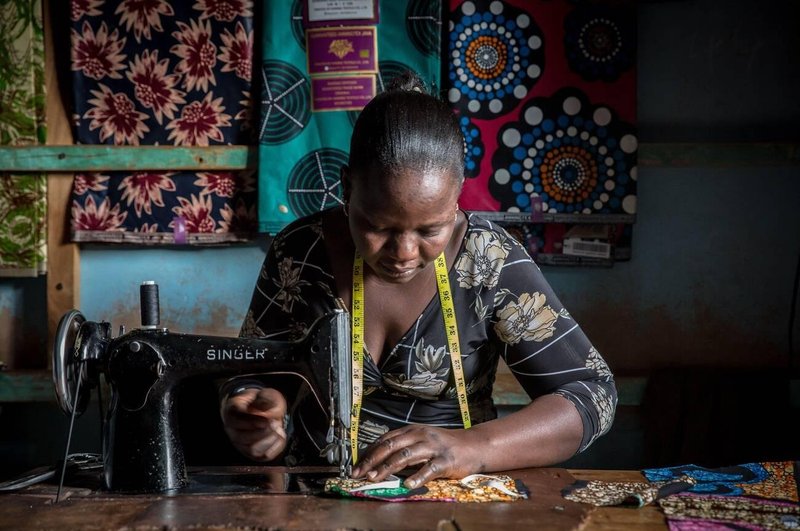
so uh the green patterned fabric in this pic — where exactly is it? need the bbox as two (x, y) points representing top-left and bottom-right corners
(257, 0), (442, 234)
(0, 0), (46, 277)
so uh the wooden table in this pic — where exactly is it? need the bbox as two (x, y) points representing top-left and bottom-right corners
(0, 467), (666, 530)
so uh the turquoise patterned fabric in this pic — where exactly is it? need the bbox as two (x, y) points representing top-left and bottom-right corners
(257, 0), (442, 234)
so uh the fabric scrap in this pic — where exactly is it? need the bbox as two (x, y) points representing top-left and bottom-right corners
(324, 474), (528, 502)
(658, 493), (800, 530)
(561, 475), (695, 508)
(643, 461), (799, 503)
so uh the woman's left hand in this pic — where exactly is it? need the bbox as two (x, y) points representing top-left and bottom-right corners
(350, 424), (483, 489)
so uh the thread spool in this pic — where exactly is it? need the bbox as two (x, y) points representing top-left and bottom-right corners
(140, 281), (160, 329)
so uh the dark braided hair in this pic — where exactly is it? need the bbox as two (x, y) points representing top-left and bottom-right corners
(348, 71), (464, 184)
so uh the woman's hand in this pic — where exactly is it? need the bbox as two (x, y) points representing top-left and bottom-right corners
(350, 425), (483, 489)
(220, 387), (288, 461)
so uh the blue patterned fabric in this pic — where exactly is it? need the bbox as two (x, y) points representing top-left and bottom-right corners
(643, 461), (799, 502)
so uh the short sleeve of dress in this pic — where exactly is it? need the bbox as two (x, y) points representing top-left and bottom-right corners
(484, 225), (617, 452)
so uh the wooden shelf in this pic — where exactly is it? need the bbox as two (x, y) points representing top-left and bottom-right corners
(0, 371), (54, 402)
(0, 145), (255, 172)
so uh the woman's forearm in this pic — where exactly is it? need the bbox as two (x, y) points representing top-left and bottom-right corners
(464, 393), (585, 472)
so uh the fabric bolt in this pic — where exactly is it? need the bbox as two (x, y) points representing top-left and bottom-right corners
(324, 474), (528, 502)
(238, 210), (617, 465)
(68, 0), (257, 244)
(257, 0), (442, 234)
(0, 0), (47, 277)
(446, 0), (637, 222)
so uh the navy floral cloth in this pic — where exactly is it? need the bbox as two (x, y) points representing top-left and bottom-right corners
(68, 0), (257, 244)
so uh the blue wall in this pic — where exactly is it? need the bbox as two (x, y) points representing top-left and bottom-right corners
(78, 242), (267, 336)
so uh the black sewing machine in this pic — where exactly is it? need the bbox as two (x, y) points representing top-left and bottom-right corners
(52, 281), (352, 493)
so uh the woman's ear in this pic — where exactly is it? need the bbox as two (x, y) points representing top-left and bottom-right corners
(341, 165), (352, 203)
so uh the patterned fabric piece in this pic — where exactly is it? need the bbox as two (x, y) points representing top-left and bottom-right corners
(561, 476), (696, 508)
(658, 494), (800, 530)
(324, 475), (527, 502)
(257, 0), (442, 234)
(239, 210), (616, 465)
(447, 0), (637, 221)
(68, 0), (257, 244)
(643, 462), (800, 503)
(0, 0), (47, 276)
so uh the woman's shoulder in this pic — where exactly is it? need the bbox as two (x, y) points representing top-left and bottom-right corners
(463, 212), (528, 254)
(271, 211), (326, 246)
(465, 212), (503, 233)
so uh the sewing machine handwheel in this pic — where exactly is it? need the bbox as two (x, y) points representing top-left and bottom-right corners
(53, 310), (91, 417)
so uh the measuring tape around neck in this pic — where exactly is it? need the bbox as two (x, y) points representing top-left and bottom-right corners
(433, 253), (472, 430)
(349, 252), (471, 464)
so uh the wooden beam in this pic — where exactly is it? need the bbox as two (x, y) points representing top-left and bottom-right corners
(0, 142), (800, 172)
(44, 0), (79, 363)
(0, 145), (256, 172)
(638, 142), (800, 167)
(1, 143), (799, 173)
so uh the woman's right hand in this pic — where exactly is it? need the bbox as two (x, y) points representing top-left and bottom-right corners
(221, 387), (288, 461)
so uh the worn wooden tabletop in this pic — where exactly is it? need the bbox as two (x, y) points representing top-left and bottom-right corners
(0, 467), (665, 530)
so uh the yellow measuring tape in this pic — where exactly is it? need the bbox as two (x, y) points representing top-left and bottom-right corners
(350, 252), (471, 464)
(433, 253), (472, 430)
(350, 255), (365, 464)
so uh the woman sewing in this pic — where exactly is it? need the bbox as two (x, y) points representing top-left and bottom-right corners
(220, 73), (617, 490)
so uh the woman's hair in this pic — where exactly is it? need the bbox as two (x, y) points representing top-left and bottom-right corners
(348, 71), (464, 183)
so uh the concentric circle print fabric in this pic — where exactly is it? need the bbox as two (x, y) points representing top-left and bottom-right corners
(448, 0), (637, 221)
(490, 88), (637, 215)
(448, 0), (545, 119)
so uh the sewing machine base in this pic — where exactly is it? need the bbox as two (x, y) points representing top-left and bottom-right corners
(34, 463), (338, 496)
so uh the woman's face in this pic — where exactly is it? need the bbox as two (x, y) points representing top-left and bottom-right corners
(346, 167), (461, 284)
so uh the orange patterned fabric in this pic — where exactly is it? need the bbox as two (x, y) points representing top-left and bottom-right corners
(324, 474), (528, 502)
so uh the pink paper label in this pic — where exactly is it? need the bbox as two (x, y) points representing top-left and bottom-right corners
(307, 27), (378, 75)
(312, 75), (376, 112)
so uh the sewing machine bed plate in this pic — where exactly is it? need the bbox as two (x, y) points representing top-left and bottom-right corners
(39, 465), (340, 496)
(184, 465), (335, 495)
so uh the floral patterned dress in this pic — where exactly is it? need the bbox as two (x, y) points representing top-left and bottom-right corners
(238, 211), (617, 464)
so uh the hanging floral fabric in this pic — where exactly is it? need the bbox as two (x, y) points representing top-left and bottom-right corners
(257, 0), (442, 234)
(0, 0), (47, 276)
(68, 0), (257, 244)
